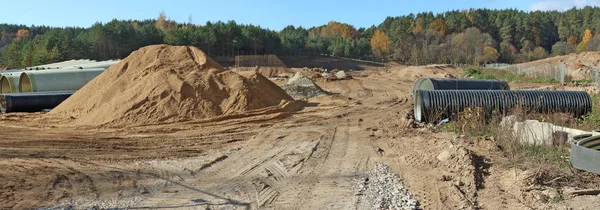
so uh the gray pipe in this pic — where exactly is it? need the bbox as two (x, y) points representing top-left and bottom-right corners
(414, 90), (592, 123)
(571, 135), (600, 174)
(0, 91), (76, 113)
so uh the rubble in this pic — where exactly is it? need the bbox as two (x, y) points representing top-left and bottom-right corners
(335, 70), (347, 79)
(281, 72), (329, 99)
(355, 164), (419, 210)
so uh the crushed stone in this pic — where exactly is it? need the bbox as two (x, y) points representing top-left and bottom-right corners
(355, 164), (419, 210)
(281, 72), (329, 99)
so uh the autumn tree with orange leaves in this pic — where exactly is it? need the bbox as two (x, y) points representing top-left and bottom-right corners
(428, 19), (447, 35)
(2, 7), (600, 67)
(15, 29), (29, 41)
(577, 29), (593, 52)
(370, 30), (390, 58)
(308, 21), (359, 39)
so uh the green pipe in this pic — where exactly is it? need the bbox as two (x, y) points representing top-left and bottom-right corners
(19, 68), (105, 92)
(0, 73), (20, 93)
(73, 60), (119, 69)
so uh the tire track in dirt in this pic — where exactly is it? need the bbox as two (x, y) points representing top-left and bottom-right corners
(477, 169), (532, 209)
(276, 125), (373, 209)
(151, 124), (329, 208)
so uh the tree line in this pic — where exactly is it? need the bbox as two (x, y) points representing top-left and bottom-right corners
(1, 7), (600, 68)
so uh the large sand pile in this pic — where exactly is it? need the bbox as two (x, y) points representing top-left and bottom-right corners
(51, 45), (299, 126)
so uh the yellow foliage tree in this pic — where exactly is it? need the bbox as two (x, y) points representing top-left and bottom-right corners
(532, 26), (541, 45)
(319, 21), (359, 39)
(477, 46), (499, 64)
(413, 18), (424, 34)
(462, 9), (474, 23)
(413, 24), (423, 34)
(582, 29), (593, 43)
(131, 21), (140, 30)
(428, 19), (447, 35)
(155, 11), (175, 32)
(15, 29), (29, 41)
(567, 35), (577, 46)
(370, 30), (390, 58)
(577, 29), (593, 52)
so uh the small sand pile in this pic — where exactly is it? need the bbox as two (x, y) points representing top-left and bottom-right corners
(51, 45), (300, 126)
(281, 72), (329, 99)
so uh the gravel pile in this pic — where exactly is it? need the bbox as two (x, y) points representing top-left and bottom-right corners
(281, 72), (329, 99)
(355, 164), (419, 210)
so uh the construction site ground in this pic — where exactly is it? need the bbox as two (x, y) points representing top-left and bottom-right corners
(1, 64), (600, 209)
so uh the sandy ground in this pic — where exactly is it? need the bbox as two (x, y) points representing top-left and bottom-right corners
(1, 65), (600, 209)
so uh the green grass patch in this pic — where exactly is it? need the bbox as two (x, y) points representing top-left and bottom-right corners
(521, 144), (570, 168)
(533, 78), (558, 83)
(548, 195), (564, 204)
(461, 66), (559, 83)
(440, 121), (462, 134)
(570, 79), (593, 84)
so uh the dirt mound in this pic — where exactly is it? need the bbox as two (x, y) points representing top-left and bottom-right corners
(281, 72), (329, 99)
(504, 52), (600, 80)
(50, 45), (299, 126)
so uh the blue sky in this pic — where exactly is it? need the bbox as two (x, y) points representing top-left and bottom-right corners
(3, 0), (599, 30)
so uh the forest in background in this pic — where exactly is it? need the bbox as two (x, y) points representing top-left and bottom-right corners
(1, 7), (600, 68)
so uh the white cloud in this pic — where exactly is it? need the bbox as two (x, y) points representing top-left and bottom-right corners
(530, 0), (600, 11)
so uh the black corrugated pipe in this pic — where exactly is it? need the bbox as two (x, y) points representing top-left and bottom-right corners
(412, 78), (509, 98)
(414, 90), (592, 123)
(0, 91), (75, 113)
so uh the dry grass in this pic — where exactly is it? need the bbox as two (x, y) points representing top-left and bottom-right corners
(437, 107), (600, 189)
(433, 68), (600, 189)
(440, 106), (581, 168)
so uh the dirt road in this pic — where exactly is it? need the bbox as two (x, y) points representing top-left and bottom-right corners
(1, 66), (599, 209)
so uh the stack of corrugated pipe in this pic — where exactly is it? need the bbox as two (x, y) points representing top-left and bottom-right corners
(412, 78), (592, 123)
(0, 60), (118, 113)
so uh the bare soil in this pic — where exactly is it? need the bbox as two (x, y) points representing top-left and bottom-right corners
(1, 65), (599, 209)
(504, 52), (600, 80)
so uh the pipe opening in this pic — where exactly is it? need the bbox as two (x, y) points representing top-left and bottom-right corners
(19, 73), (33, 92)
(0, 95), (6, 113)
(420, 80), (435, 91)
(415, 90), (422, 123)
(1, 76), (10, 94)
